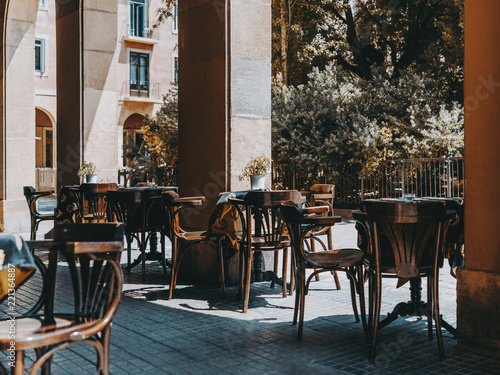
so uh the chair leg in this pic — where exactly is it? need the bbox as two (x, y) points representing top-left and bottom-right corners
(293, 272), (300, 325)
(272, 251), (279, 288)
(327, 226), (333, 250)
(126, 236), (133, 270)
(427, 275), (433, 340)
(32, 219), (41, 241)
(358, 266), (369, 335)
(14, 351), (24, 375)
(100, 325), (111, 375)
(369, 270), (382, 361)
(282, 248), (288, 297)
(310, 239), (321, 282)
(333, 271), (341, 290)
(433, 273), (445, 360)
(168, 238), (178, 300)
(297, 267), (306, 339)
(238, 245), (245, 300)
(161, 233), (167, 275)
(242, 249), (253, 313)
(217, 238), (226, 298)
(348, 270), (360, 322)
(289, 254), (295, 296)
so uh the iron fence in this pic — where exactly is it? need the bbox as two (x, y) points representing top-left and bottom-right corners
(118, 166), (178, 188)
(272, 157), (464, 208)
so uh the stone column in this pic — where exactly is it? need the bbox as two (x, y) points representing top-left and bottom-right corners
(459, 0), (500, 350)
(0, 0), (38, 232)
(56, 0), (119, 188)
(177, 0), (271, 283)
(178, 0), (271, 226)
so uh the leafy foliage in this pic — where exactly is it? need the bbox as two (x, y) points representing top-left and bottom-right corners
(157, 0), (177, 24)
(272, 64), (464, 175)
(123, 89), (178, 183)
(273, 0), (464, 103)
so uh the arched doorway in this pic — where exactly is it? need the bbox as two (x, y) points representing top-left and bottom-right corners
(35, 107), (55, 169)
(123, 113), (145, 167)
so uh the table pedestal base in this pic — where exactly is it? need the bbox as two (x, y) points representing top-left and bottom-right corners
(378, 278), (456, 337)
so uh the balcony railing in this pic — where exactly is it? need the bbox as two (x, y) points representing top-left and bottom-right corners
(272, 157), (464, 208)
(120, 81), (161, 102)
(122, 20), (160, 44)
(35, 168), (57, 193)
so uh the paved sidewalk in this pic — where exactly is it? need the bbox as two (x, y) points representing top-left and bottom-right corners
(4, 200), (499, 374)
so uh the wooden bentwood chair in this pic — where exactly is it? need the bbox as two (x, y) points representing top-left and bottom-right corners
(301, 184), (341, 289)
(23, 186), (56, 240)
(162, 192), (231, 300)
(80, 183), (118, 223)
(353, 201), (456, 360)
(0, 224), (124, 374)
(230, 190), (302, 313)
(281, 202), (364, 339)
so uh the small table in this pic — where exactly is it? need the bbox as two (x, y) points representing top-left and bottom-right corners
(109, 186), (177, 278)
(357, 198), (460, 336)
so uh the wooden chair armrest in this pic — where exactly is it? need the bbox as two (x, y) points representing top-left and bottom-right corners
(302, 205), (329, 215)
(175, 196), (205, 202)
(300, 215), (342, 225)
(227, 197), (245, 204)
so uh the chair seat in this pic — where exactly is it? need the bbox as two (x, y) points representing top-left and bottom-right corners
(178, 231), (225, 241)
(304, 248), (363, 267)
(251, 236), (291, 249)
(0, 314), (93, 350)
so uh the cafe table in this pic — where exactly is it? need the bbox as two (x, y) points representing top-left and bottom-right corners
(106, 186), (177, 279)
(356, 197), (460, 336)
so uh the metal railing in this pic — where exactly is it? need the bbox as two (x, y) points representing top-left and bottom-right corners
(121, 19), (160, 40)
(272, 157), (464, 208)
(118, 166), (178, 188)
(35, 168), (57, 192)
(120, 81), (161, 100)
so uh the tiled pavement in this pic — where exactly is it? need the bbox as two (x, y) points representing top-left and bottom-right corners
(2, 199), (500, 374)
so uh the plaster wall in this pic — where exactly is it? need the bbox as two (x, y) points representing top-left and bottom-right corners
(177, 0), (272, 285)
(459, 0), (500, 350)
(1, 0), (39, 232)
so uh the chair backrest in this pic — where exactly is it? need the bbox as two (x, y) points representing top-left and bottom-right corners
(80, 183), (118, 222)
(310, 184), (334, 195)
(23, 186), (37, 216)
(243, 190), (301, 249)
(362, 201), (455, 278)
(106, 190), (143, 232)
(44, 223), (124, 324)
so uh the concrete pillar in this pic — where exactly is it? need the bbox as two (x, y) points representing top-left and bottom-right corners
(459, 0), (500, 350)
(56, 0), (119, 188)
(177, 0), (271, 284)
(178, 0), (271, 226)
(0, 0), (39, 232)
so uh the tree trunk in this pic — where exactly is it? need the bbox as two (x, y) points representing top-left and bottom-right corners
(280, 0), (288, 85)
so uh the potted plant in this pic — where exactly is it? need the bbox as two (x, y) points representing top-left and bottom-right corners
(239, 154), (271, 190)
(77, 161), (99, 183)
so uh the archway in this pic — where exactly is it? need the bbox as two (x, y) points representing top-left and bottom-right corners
(35, 107), (55, 168)
(123, 113), (145, 167)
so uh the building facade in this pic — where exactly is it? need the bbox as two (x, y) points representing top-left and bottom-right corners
(34, 0), (178, 190)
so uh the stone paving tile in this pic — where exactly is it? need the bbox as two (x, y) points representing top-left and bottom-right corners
(4, 202), (500, 374)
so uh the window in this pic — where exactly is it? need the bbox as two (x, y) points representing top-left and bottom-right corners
(173, 6), (178, 33)
(174, 57), (178, 85)
(39, 0), (45, 8)
(130, 52), (149, 97)
(44, 129), (53, 168)
(35, 39), (45, 74)
(130, 0), (147, 37)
